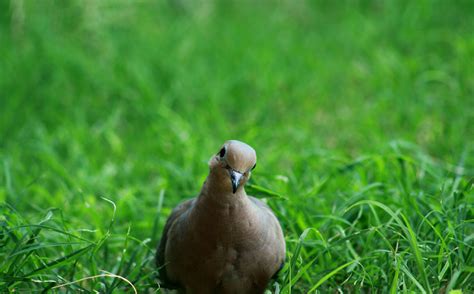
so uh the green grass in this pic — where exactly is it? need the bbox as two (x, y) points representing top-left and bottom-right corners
(1, 0), (473, 292)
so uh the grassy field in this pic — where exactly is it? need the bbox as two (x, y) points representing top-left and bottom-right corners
(1, 0), (473, 292)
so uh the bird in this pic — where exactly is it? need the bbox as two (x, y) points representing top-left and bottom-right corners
(156, 140), (286, 294)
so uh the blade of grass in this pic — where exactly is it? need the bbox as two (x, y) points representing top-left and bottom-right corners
(24, 244), (94, 277)
(308, 259), (358, 292)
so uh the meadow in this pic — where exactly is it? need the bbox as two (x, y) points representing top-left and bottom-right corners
(0, 0), (473, 292)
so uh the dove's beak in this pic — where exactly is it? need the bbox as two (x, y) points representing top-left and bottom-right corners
(230, 170), (243, 193)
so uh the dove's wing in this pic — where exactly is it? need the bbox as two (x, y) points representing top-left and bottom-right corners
(249, 196), (286, 278)
(155, 198), (195, 289)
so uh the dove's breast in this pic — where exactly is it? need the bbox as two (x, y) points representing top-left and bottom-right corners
(164, 196), (284, 293)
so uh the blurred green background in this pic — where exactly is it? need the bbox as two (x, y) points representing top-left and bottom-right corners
(0, 0), (473, 292)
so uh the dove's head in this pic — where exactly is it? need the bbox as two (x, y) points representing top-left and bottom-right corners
(209, 140), (257, 194)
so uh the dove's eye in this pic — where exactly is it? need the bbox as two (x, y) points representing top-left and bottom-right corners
(218, 147), (226, 158)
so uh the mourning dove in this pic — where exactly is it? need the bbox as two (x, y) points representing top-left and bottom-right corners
(156, 140), (286, 294)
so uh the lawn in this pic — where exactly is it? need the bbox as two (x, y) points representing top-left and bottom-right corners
(0, 0), (473, 292)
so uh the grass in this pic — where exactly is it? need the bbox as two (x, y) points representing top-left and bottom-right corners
(1, 0), (473, 292)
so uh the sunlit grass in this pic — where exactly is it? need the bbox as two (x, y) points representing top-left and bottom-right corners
(1, 0), (473, 292)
